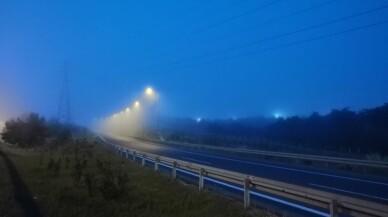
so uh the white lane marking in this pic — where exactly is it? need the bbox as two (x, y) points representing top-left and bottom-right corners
(109, 136), (388, 187)
(181, 157), (212, 165)
(310, 183), (388, 201)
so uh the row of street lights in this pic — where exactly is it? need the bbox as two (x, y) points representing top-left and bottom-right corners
(111, 87), (156, 114)
(103, 87), (159, 136)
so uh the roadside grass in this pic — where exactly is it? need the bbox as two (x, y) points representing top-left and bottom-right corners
(0, 148), (23, 217)
(0, 140), (273, 217)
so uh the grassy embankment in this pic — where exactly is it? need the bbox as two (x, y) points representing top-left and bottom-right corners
(0, 150), (23, 217)
(0, 139), (273, 217)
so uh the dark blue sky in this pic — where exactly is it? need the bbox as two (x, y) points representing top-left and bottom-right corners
(1, 0), (388, 125)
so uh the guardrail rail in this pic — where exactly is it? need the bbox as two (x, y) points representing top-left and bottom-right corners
(99, 136), (388, 217)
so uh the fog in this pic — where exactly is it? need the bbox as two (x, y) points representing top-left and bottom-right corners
(1, 0), (388, 126)
(94, 87), (159, 138)
(0, 83), (24, 130)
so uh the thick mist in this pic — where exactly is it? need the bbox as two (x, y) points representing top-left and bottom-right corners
(1, 1), (388, 126)
(94, 87), (159, 138)
(0, 83), (24, 130)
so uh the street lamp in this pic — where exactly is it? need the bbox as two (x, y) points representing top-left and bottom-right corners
(145, 87), (154, 96)
(144, 86), (160, 133)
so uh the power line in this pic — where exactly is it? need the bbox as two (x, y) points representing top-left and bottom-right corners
(127, 0), (248, 57)
(142, 4), (388, 71)
(147, 0), (338, 59)
(132, 20), (387, 77)
(167, 0), (283, 43)
(133, 0), (283, 60)
(190, 0), (338, 48)
(158, 20), (388, 73)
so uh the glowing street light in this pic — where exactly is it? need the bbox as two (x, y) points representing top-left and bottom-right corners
(274, 112), (283, 119)
(145, 87), (154, 96)
(99, 86), (162, 137)
(145, 87), (160, 132)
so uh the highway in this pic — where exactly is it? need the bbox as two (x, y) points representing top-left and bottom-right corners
(102, 134), (388, 206)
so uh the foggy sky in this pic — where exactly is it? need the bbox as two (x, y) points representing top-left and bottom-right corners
(1, 0), (388, 125)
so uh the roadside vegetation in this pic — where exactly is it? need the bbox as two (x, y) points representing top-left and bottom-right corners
(155, 103), (388, 159)
(0, 113), (273, 217)
(0, 140), (270, 217)
(0, 151), (23, 217)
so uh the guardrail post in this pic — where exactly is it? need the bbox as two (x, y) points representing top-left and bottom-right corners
(172, 161), (177, 180)
(244, 177), (250, 208)
(133, 151), (136, 161)
(199, 168), (205, 191)
(142, 153), (146, 167)
(154, 157), (160, 171)
(330, 199), (338, 217)
(126, 149), (129, 159)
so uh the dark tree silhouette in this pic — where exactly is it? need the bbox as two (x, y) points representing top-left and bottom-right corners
(46, 118), (72, 145)
(265, 104), (388, 154)
(162, 103), (388, 155)
(1, 113), (46, 147)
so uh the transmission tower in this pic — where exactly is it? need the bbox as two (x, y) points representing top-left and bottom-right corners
(57, 65), (72, 123)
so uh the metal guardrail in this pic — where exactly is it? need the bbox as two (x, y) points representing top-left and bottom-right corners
(100, 137), (388, 217)
(132, 136), (388, 169)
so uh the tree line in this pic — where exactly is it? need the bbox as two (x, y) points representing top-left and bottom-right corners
(2, 103), (388, 155)
(1, 113), (77, 148)
(161, 103), (388, 155)
(265, 104), (388, 155)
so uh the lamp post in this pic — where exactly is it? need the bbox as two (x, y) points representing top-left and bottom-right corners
(144, 87), (159, 133)
(156, 95), (159, 132)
